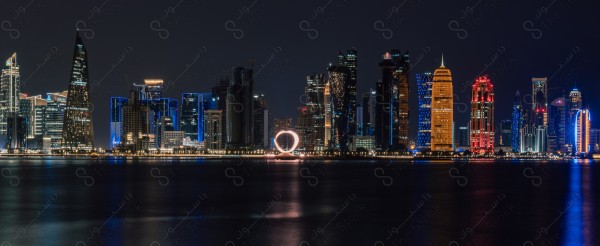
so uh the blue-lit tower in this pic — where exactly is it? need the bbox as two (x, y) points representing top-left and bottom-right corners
(511, 91), (524, 152)
(110, 97), (128, 149)
(416, 72), (433, 150)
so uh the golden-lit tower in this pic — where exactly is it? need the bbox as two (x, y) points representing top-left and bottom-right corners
(575, 109), (591, 153)
(431, 55), (454, 151)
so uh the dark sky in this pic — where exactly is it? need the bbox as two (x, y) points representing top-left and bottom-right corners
(1, 0), (598, 148)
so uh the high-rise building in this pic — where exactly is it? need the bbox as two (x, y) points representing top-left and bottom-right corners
(226, 66), (254, 149)
(181, 93), (213, 143)
(574, 109), (591, 154)
(458, 126), (470, 148)
(274, 118), (292, 133)
(297, 106), (314, 150)
(416, 72), (433, 150)
(305, 74), (326, 149)
(121, 90), (150, 153)
(375, 50), (410, 151)
(499, 120), (512, 147)
(361, 90), (376, 136)
(470, 76), (495, 154)
(1, 53), (24, 151)
(337, 49), (358, 137)
(324, 80), (331, 148)
(110, 97), (128, 150)
(212, 78), (230, 148)
(431, 56), (454, 151)
(135, 79), (164, 101)
(62, 32), (94, 151)
(531, 77), (548, 153)
(512, 91), (524, 152)
(566, 88), (583, 153)
(204, 110), (223, 149)
(328, 65), (351, 151)
(548, 97), (567, 152)
(253, 94), (269, 149)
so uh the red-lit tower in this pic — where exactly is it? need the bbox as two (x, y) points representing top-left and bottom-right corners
(470, 76), (495, 154)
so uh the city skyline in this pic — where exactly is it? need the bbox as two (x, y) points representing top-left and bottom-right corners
(1, 1), (598, 149)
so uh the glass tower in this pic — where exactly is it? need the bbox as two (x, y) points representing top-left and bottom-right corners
(416, 72), (433, 150)
(62, 32), (94, 152)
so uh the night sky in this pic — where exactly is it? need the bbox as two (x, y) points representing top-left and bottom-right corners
(1, 0), (598, 148)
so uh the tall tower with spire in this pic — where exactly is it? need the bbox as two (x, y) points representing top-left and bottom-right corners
(62, 31), (94, 152)
(430, 55), (454, 151)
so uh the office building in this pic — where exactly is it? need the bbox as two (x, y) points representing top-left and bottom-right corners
(431, 56), (454, 151)
(416, 72), (433, 150)
(470, 76), (495, 154)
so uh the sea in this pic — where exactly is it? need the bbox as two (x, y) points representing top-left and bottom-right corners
(0, 157), (597, 245)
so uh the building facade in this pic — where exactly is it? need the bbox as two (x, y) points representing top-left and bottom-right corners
(416, 72), (433, 150)
(470, 76), (495, 154)
(62, 32), (94, 151)
(431, 57), (454, 151)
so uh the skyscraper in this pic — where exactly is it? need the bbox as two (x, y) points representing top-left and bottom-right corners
(574, 109), (591, 154)
(500, 120), (512, 147)
(297, 106), (314, 150)
(204, 110), (223, 149)
(361, 90), (376, 136)
(181, 93), (213, 143)
(512, 91), (524, 152)
(337, 49), (358, 137)
(253, 94), (269, 149)
(375, 50), (410, 151)
(328, 65), (351, 151)
(110, 97), (128, 150)
(431, 56), (454, 151)
(122, 90), (150, 153)
(416, 72), (433, 150)
(0, 53), (23, 150)
(62, 32), (94, 152)
(226, 66), (254, 149)
(566, 88), (583, 152)
(548, 97), (567, 152)
(470, 76), (495, 154)
(531, 77), (548, 153)
(305, 74), (325, 149)
(458, 126), (470, 148)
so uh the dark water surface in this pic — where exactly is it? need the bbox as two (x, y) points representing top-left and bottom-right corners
(0, 158), (598, 245)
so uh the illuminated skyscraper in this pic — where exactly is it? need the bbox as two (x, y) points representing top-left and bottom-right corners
(181, 92), (213, 143)
(511, 91), (524, 152)
(305, 74), (326, 149)
(253, 94), (269, 149)
(110, 97), (128, 149)
(566, 88), (583, 152)
(431, 56), (453, 151)
(362, 90), (376, 136)
(0, 53), (24, 150)
(574, 109), (591, 154)
(416, 72), (433, 150)
(548, 97), (567, 152)
(62, 32), (94, 151)
(337, 49), (358, 137)
(470, 76), (495, 154)
(204, 110), (223, 149)
(328, 65), (351, 151)
(375, 50), (410, 151)
(531, 77), (548, 152)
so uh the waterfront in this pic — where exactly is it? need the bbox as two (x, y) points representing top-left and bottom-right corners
(0, 158), (597, 245)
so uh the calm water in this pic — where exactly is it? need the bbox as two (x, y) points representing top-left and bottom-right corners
(0, 158), (598, 246)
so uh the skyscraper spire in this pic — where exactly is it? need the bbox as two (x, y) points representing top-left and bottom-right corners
(62, 30), (94, 152)
(441, 54), (445, 68)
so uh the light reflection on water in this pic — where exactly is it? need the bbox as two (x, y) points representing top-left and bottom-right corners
(0, 158), (597, 245)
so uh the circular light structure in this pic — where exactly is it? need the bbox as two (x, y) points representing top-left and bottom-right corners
(274, 130), (300, 154)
